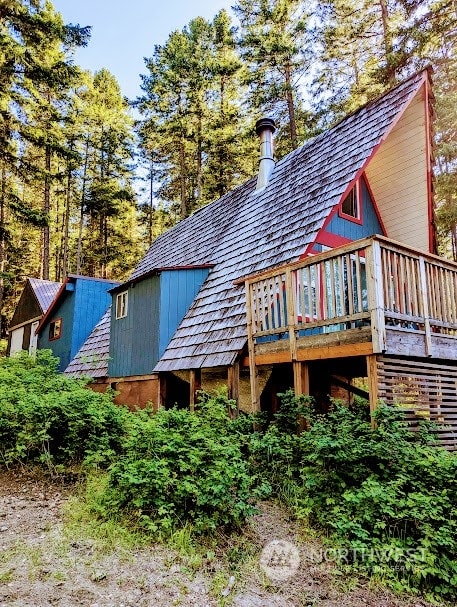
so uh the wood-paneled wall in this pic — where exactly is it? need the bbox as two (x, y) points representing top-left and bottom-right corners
(365, 86), (430, 252)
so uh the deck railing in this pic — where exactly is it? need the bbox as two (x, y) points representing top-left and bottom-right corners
(244, 235), (457, 358)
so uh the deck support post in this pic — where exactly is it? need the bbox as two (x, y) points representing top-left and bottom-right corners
(246, 280), (260, 412)
(285, 268), (297, 361)
(293, 361), (310, 396)
(293, 361), (310, 432)
(228, 361), (240, 416)
(158, 373), (167, 409)
(366, 354), (379, 428)
(189, 369), (201, 412)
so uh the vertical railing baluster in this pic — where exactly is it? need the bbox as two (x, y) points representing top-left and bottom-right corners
(366, 241), (386, 353)
(419, 257), (433, 356)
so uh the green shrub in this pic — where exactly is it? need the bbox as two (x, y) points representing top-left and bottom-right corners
(0, 350), (130, 468)
(98, 393), (255, 535)
(252, 390), (457, 601)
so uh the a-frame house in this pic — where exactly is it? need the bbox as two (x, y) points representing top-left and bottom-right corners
(66, 69), (457, 448)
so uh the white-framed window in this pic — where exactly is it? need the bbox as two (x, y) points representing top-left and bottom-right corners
(339, 181), (362, 223)
(116, 291), (128, 319)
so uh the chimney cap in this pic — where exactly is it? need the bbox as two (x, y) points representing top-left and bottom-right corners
(255, 117), (276, 135)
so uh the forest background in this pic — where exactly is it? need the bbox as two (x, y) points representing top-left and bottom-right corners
(1, 0), (456, 337)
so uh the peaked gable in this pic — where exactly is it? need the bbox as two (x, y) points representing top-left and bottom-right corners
(38, 275), (118, 372)
(9, 278), (60, 329)
(155, 71), (430, 371)
(29, 278), (61, 314)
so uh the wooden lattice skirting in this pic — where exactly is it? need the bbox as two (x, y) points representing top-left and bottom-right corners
(377, 356), (457, 450)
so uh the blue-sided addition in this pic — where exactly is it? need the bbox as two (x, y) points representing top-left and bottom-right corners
(38, 276), (118, 372)
(108, 267), (210, 377)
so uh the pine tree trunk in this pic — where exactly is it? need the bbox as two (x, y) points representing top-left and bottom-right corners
(42, 143), (51, 280)
(62, 161), (72, 278)
(103, 216), (108, 279)
(54, 182), (61, 282)
(285, 62), (298, 149)
(196, 110), (203, 202)
(180, 139), (187, 219)
(218, 77), (226, 197)
(0, 163), (6, 338)
(76, 138), (89, 274)
(379, 0), (395, 85)
(148, 159), (154, 245)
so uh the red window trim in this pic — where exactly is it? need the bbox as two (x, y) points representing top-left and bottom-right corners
(338, 179), (363, 225)
(49, 318), (62, 341)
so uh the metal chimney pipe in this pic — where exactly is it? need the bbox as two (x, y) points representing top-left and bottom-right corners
(255, 117), (276, 191)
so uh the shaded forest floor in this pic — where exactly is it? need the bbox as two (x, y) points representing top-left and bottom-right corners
(0, 469), (437, 607)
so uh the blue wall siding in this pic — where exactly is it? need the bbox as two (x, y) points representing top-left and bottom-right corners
(38, 288), (75, 371)
(108, 276), (161, 377)
(326, 179), (384, 240)
(72, 279), (117, 361)
(159, 268), (210, 358)
(108, 268), (210, 378)
(38, 278), (116, 372)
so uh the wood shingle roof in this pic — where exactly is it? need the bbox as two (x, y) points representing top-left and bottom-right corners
(29, 278), (61, 314)
(65, 307), (111, 378)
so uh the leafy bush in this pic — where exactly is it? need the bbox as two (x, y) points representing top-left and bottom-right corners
(0, 351), (130, 468)
(251, 390), (457, 601)
(97, 392), (256, 535)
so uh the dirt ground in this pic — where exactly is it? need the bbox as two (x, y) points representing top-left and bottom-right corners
(0, 469), (437, 607)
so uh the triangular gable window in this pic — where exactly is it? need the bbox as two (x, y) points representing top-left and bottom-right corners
(339, 181), (362, 224)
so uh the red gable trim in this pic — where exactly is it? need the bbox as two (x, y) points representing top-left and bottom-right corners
(301, 70), (429, 259)
(424, 72), (436, 253)
(314, 232), (353, 249)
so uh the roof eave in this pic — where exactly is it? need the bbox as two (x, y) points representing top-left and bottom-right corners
(109, 264), (215, 294)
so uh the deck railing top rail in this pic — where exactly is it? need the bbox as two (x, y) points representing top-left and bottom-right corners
(241, 235), (457, 287)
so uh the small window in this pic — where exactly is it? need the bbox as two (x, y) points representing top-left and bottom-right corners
(340, 183), (361, 222)
(49, 318), (62, 341)
(116, 291), (128, 319)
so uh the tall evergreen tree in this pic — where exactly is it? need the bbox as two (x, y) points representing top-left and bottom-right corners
(234, 0), (312, 154)
(76, 69), (139, 278)
(311, 0), (456, 122)
(139, 11), (256, 221)
(0, 0), (89, 333)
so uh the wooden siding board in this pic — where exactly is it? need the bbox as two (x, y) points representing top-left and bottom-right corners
(377, 355), (457, 450)
(365, 89), (430, 251)
(158, 268), (210, 357)
(108, 276), (160, 377)
(71, 278), (118, 362)
(38, 290), (75, 372)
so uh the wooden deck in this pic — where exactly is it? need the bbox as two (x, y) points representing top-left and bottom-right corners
(244, 236), (457, 448)
(245, 235), (457, 364)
